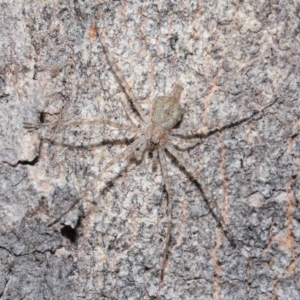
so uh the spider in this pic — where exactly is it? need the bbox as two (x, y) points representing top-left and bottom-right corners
(37, 31), (276, 281)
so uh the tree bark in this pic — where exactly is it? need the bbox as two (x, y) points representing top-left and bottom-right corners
(1, 1), (300, 299)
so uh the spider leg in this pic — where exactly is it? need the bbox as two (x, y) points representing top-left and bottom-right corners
(158, 149), (174, 281)
(170, 98), (278, 137)
(167, 82), (183, 99)
(151, 149), (159, 172)
(118, 92), (142, 127)
(57, 119), (139, 133)
(169, 135), (202, 151)
(165, 142), (236, 247)
(48, 136), (147, 226)
(23, 122), (40, 130)
(24, 119), (139, 133)
(99, 32), (150, 125)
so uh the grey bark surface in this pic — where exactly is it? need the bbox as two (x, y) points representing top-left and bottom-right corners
(0, 1), (300, 299)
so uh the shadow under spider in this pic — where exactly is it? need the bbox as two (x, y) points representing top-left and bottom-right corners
(27, 28), (279, 285)
(52, 137), (135, 150)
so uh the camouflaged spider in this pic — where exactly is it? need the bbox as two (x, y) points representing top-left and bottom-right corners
(45, 33), (276, 280)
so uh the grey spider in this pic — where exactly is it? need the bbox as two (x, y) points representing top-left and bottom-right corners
(37, 31), (276, 281)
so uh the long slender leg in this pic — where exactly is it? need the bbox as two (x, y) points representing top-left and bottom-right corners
(158, 149), (174, 281)
(118, 92), (142, 128)
(167, 82), (183, 99)
(169, 135), (202, 151)
(99, 31), (150, 124)
(48, 136), (146, 226)
(57, 119), (139, 133)
(171, 98), (278, 137)
(166, 142), (236, 247)
(151, 149), (159, 172)
(24, 119), (139, 133)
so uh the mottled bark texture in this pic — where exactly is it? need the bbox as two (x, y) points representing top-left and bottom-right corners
(1, 1), (300, 299)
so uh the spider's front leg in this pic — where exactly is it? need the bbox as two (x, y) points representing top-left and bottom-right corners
(24, 118), (139, 133)
(98, 30), (150, 125)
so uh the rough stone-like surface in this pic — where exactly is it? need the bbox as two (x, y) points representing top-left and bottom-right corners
(1, 1), (300, 299)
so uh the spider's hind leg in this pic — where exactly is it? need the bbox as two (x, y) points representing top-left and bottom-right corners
(48, 136), (147, 227)
(158, 149), (175, 282)
(166, 142), (236, 248)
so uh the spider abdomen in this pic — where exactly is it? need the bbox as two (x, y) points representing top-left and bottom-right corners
(152, 96), (183, 129)
(151, 83), (184, 129)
